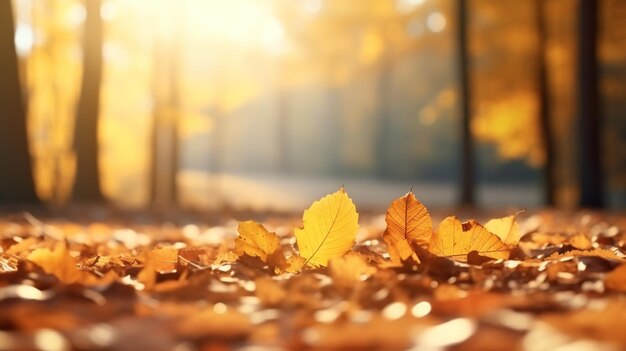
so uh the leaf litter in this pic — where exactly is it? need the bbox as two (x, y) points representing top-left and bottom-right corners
(0, 191), (625, 350)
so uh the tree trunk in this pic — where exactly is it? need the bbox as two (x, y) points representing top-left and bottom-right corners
(577, 0), (603, 208)
(536, 0), (555, 207)
(374, 39), (392, 179)
(150, 15), (181, 209)
(73, 0), (103, 202)
(457, 0), (474, 206)
(0, 1), (39, 204)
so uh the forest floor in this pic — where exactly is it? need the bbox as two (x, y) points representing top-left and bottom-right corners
(1, 206), (626, 350)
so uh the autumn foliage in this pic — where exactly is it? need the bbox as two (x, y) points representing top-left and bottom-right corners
(2, 189), (626, 349)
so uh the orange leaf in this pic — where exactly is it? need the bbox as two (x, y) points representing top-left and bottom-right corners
(27, 242), (116, 286)
(382, 234), (420, 265)
(605, 264), (626, 292)
(383, 191), (432, 249)
(484, 214), (521, 246)
(429, 216), (510, 262)
(137, 247), (179, 289)
(235, 221), (281, 262)
(234, 220), (302, 274)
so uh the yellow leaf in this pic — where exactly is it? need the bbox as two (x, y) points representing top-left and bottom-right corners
(27, 242), (116, 286)
(383, 191), (432, 249)
(484, 214), (521, 246)
(429, 216), (510, 262)
(235, 221), (281, 262)
(284, 255), (306, 273)
(295, 188), (359, 267)
(234, 220), (301, 274)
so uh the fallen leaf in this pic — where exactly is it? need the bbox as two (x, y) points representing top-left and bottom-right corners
(137, 247), (179, 289)
(176, 307), (251, 339)
(569, 233), (593, 250)
(382, 191), (432, 249)
(605, 264), (626, 292)
(212, 251), (239, 266)
(546, 249), (626, 262)
(484, 214), (521, 246)
(295, 188), (359, 267)
(284, 255), (306, 273)
(429, 216), (510, 262)
(382, 234), (420, 265)
(235, 221), (281, 262)
(255, 276), (286, 306)
(328, 252), (376, 288)
(27, 242), (116, 286)
(234, 221), (303, 273)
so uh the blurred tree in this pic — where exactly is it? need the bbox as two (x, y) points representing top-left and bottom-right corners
(0, 0), (39, 204)
(457, 0), (474, 205)
(536, 0), (555, 206)
(577, 0), (603, 208)
(150, 1), (182, 208)
(73, 0), (103, 202)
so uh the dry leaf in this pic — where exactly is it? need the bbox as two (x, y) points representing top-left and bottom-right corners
(235, 221), (281, 262)
(484, 215), (520, 246)
(255, 276), (286, 306)
(234, 221), (303, 273)
(605, 264), (626, 292)
(383, 191), (432, 249)
(176, 307), (251, 339)
(27, 242), (116, 286)
(429, 216), (510, 262)
(283, 255), (306, 273)
(569, 233), (593, 250)
(295, 188), (359, 267)
(328, 252), (376, 288)
(382, 234), (419, 265)
(547, 249), (626, 262)
(137, 247), (179, 289)
(212, 251), (239, 266)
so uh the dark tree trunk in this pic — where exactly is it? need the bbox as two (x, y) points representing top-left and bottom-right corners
(577, 0), (603, 208)
(457, 0), (474, 206)
(73, 0), (103, 202)
(0, 1), (39, 204)
(536, 0), (555, 206)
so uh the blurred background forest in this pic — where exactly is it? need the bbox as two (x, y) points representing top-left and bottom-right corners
(1, 0), (625, 212)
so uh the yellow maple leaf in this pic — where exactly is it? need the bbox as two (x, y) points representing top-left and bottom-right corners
(295, 188), (359, 267)
(429, 216), (510, 262)
(484, 214), (521, 246)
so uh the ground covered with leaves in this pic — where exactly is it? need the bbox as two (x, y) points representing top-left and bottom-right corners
(1, 191), (626, 350)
